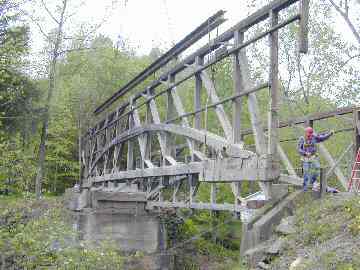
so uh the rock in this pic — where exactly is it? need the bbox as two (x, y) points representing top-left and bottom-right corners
(258, 261), (270, 269)
(266, 238), (285, 255)
(289, 257), (304, 270)
(244, 244), (267, 267)
(275, 215), (296, 235)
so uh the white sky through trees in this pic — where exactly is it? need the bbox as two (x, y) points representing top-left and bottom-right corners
(26, 0), (358, 56)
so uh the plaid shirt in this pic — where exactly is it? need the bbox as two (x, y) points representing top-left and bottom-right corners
(298, 132), (332, 157)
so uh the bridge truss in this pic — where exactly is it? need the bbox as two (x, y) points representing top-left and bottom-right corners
(80, 0), (360, 219)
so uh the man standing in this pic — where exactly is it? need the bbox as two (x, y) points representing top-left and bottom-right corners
(298, 127), (334, 191)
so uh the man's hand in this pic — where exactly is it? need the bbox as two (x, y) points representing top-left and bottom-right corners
(305, 152), (311, 157)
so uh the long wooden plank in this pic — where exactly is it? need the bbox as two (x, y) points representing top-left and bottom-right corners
(237, 36), (271, 198)
(199, 69), (234, 141)
(132, 108), (154, 168)
(91, 162), (203, 182)
(299, 0), (309, 53)
(318, 144), (348, 188)
(148, 97), (177, 165)
(268, 10), (279, 163)
(146, 201), (255, 216)
(326, 142), (353, 180)
(277, 143), (297, 176)
(241, 106), (359, 136)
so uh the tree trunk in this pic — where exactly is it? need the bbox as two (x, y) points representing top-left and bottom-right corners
(35, 0), (67, 200)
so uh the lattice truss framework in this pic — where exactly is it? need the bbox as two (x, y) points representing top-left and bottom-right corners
(80, 0), (360, 214)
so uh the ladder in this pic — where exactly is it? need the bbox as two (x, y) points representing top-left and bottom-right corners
(348, 148), (360, 192)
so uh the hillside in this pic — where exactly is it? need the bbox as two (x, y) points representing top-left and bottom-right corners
(242, 193), (360, 270)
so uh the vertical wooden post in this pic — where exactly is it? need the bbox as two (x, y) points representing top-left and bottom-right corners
(232, 30), (244, 144)
(145, 101), (152, 165)
(320, 168), (327, 198)
(268, 9), (280, 178)
(299, 0), (309, 54)
(353, 110), (360, 157)
(166, 74), (176, 160)
(194, 56), (203, 132)
(127, 99), (134, 171)
(232, 30), (244, 209)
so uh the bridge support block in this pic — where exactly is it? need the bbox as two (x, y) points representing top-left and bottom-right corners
(91, 190), (147, 215)
(240, 190), (301, 257)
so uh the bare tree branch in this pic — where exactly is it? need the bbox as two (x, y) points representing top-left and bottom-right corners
(328, 0), (360, 45)
(24, 12), (50, 40)
(40, 0), (60, 24)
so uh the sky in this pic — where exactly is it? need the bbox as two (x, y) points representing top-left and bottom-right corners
(25, 0), (267, 57)
(25, 0), (359, 80)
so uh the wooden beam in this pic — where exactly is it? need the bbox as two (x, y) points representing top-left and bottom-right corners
(127, 108), (134, 170)
(354, 110), (360, 157)
(132, 108), (154, 168)
(199, 69), (234, 141)
(268, 9), (280, 176)
(326, 142), (353, 180)
(146, 201), (253, 216)
(241, 106), (359, 136)
(232, 30), (244, 144)
(148, 94), (177, 165)
(298, 0), (309, 53)
(277, 143), (297, 176)
(318, 144), (348, 189)
(194, 56), (203, 132)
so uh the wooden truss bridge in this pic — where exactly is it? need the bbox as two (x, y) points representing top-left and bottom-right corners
(79, 0), (360, 221)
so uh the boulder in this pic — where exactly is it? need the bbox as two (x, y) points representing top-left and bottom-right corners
(275, 216), (296, 235)
(266, 238), (285, 255)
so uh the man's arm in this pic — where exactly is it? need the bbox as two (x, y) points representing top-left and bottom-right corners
(297, 137), (306, 156)
(315, 131), (334, 143)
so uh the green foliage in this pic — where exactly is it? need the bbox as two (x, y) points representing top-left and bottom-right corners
(0, 196), (123, 269)
(295, 196), (342, 245)
(0, 133), (37, 193)
(344, 197), (360, 236)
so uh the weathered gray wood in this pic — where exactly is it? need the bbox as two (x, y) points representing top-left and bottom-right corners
(92, 162), (203, 182)
(91, 12), (300, 134)
(166, 83), (269, 124)
(194, 56), (203, 133)
(145, 103), (152, 167)
(199, 69), (234, 141)
(277, 143), (297, 176)
(326, 142), (353, 180)
(165, 75), (177, 163)
(203, 157), (276, 182)
(147, 183), (164, 200)
(320, 168), (327, 198)
(89, 123), (253, 173)
(237, 34), (271, 198)
(146, 201), (253, 215)
(132, 108), (154, 168)
(127, 107), (135, 170)
(354, 110), (360, 157)
(148, 95), (177, 165)
(268, 10), (280, 175)
(299, 0), (309, 53)
(168, 80), (198, 159)
(232, 30), (244, 144)
(240, 106), (358, 136)
(279, 174), (302, 186)
(318, 143), (348, 188)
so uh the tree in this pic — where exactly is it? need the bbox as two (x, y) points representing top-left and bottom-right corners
(34, 0), (68, 199)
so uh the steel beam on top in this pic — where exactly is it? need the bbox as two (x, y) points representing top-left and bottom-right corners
(94, 10), (226, 115)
